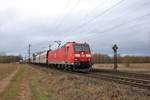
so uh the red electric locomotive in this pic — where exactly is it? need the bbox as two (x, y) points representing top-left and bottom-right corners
(31, 42), (92, 72)
(48, 42), (92, 72)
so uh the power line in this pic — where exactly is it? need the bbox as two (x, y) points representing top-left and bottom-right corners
(81, 13), (150, 37)
(30, 40), (63, 54)
(55, 0), (81, 30)
(62, 0), (108, 32)
(68, 0), (125, 33)
(53, 0), (71, 30)
(73, 0), (150, 35)
(68, 13), (150, 47)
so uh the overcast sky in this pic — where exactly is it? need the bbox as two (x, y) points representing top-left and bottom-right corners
(0, 0), (150, 57)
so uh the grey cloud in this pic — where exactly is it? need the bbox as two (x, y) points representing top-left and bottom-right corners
(0, 0), (150, 56)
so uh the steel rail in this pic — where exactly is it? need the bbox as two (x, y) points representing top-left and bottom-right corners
(92, 69), (150, 80)
(84, 72), (150, 90)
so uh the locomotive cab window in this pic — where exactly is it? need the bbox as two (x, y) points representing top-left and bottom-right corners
(74, 45), (82, 52)
(74, 44), (90, 52)
(82, 44), (90, 52)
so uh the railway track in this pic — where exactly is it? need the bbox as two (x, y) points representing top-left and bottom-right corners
(92, 69), (150, 80)
(85, 72), (150, 90)
(30, 64), (150, 90)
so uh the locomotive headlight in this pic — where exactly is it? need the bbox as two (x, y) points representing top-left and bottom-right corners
(75, 58), (79, 61)
(74, 54), (80, 57)
(86, 54), (91, 57)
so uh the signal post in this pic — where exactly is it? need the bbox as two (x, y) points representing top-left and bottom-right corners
(112, 44), (118, 70)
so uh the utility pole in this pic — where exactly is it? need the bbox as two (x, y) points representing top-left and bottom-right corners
(112, 44), (118, 70)
(24, 55), (27, 63)
(28, 44), (31, 63)
(54, 41), (62, 48)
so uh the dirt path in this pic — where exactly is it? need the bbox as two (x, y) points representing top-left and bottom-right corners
(0, 65), (19, 94)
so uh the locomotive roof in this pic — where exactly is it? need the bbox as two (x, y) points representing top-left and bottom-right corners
(35, 42), (89, 55)
(64, 41), (88, 46)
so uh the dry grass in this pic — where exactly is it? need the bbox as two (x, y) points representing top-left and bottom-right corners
(94, 63), (150, 74)
(28, 65), (150, 100)
(0, 64), (150, 100)
(0, 64), (19, 80)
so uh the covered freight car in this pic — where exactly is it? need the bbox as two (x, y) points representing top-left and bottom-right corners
(31, 52), (48, 64)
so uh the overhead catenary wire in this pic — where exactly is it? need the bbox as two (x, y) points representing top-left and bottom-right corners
(67, 0), (125, 33)
(52, 0), (71, 30)
(30, 43), (49, 55)
(70, 12), (150, 41)
(72, 12), (150, 55)
(62, 0), (108, 32)
(76, 0), (150, 35)
(84, 13), (150, 36)
(30, 40), (64, 55)
(55, 0), (81, 30)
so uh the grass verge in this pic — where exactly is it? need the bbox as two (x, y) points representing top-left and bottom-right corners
(29, 69), (50, 100)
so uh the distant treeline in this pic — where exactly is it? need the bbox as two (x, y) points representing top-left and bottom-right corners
(93, 53), (150, 64)
(0, 55), (23, 63)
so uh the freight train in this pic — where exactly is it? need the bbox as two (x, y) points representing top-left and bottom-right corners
(31, 42), (92, 72)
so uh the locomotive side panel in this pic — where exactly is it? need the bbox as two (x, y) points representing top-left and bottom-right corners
(48, 48), (66, 64)
(65, 43), (74, 64)
(48, 51), (54, 63)
(58, 48), (66, 63)
(47, 43), (74, 65)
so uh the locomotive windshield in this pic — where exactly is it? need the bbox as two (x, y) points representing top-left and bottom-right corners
(74, 44), (90, 52)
